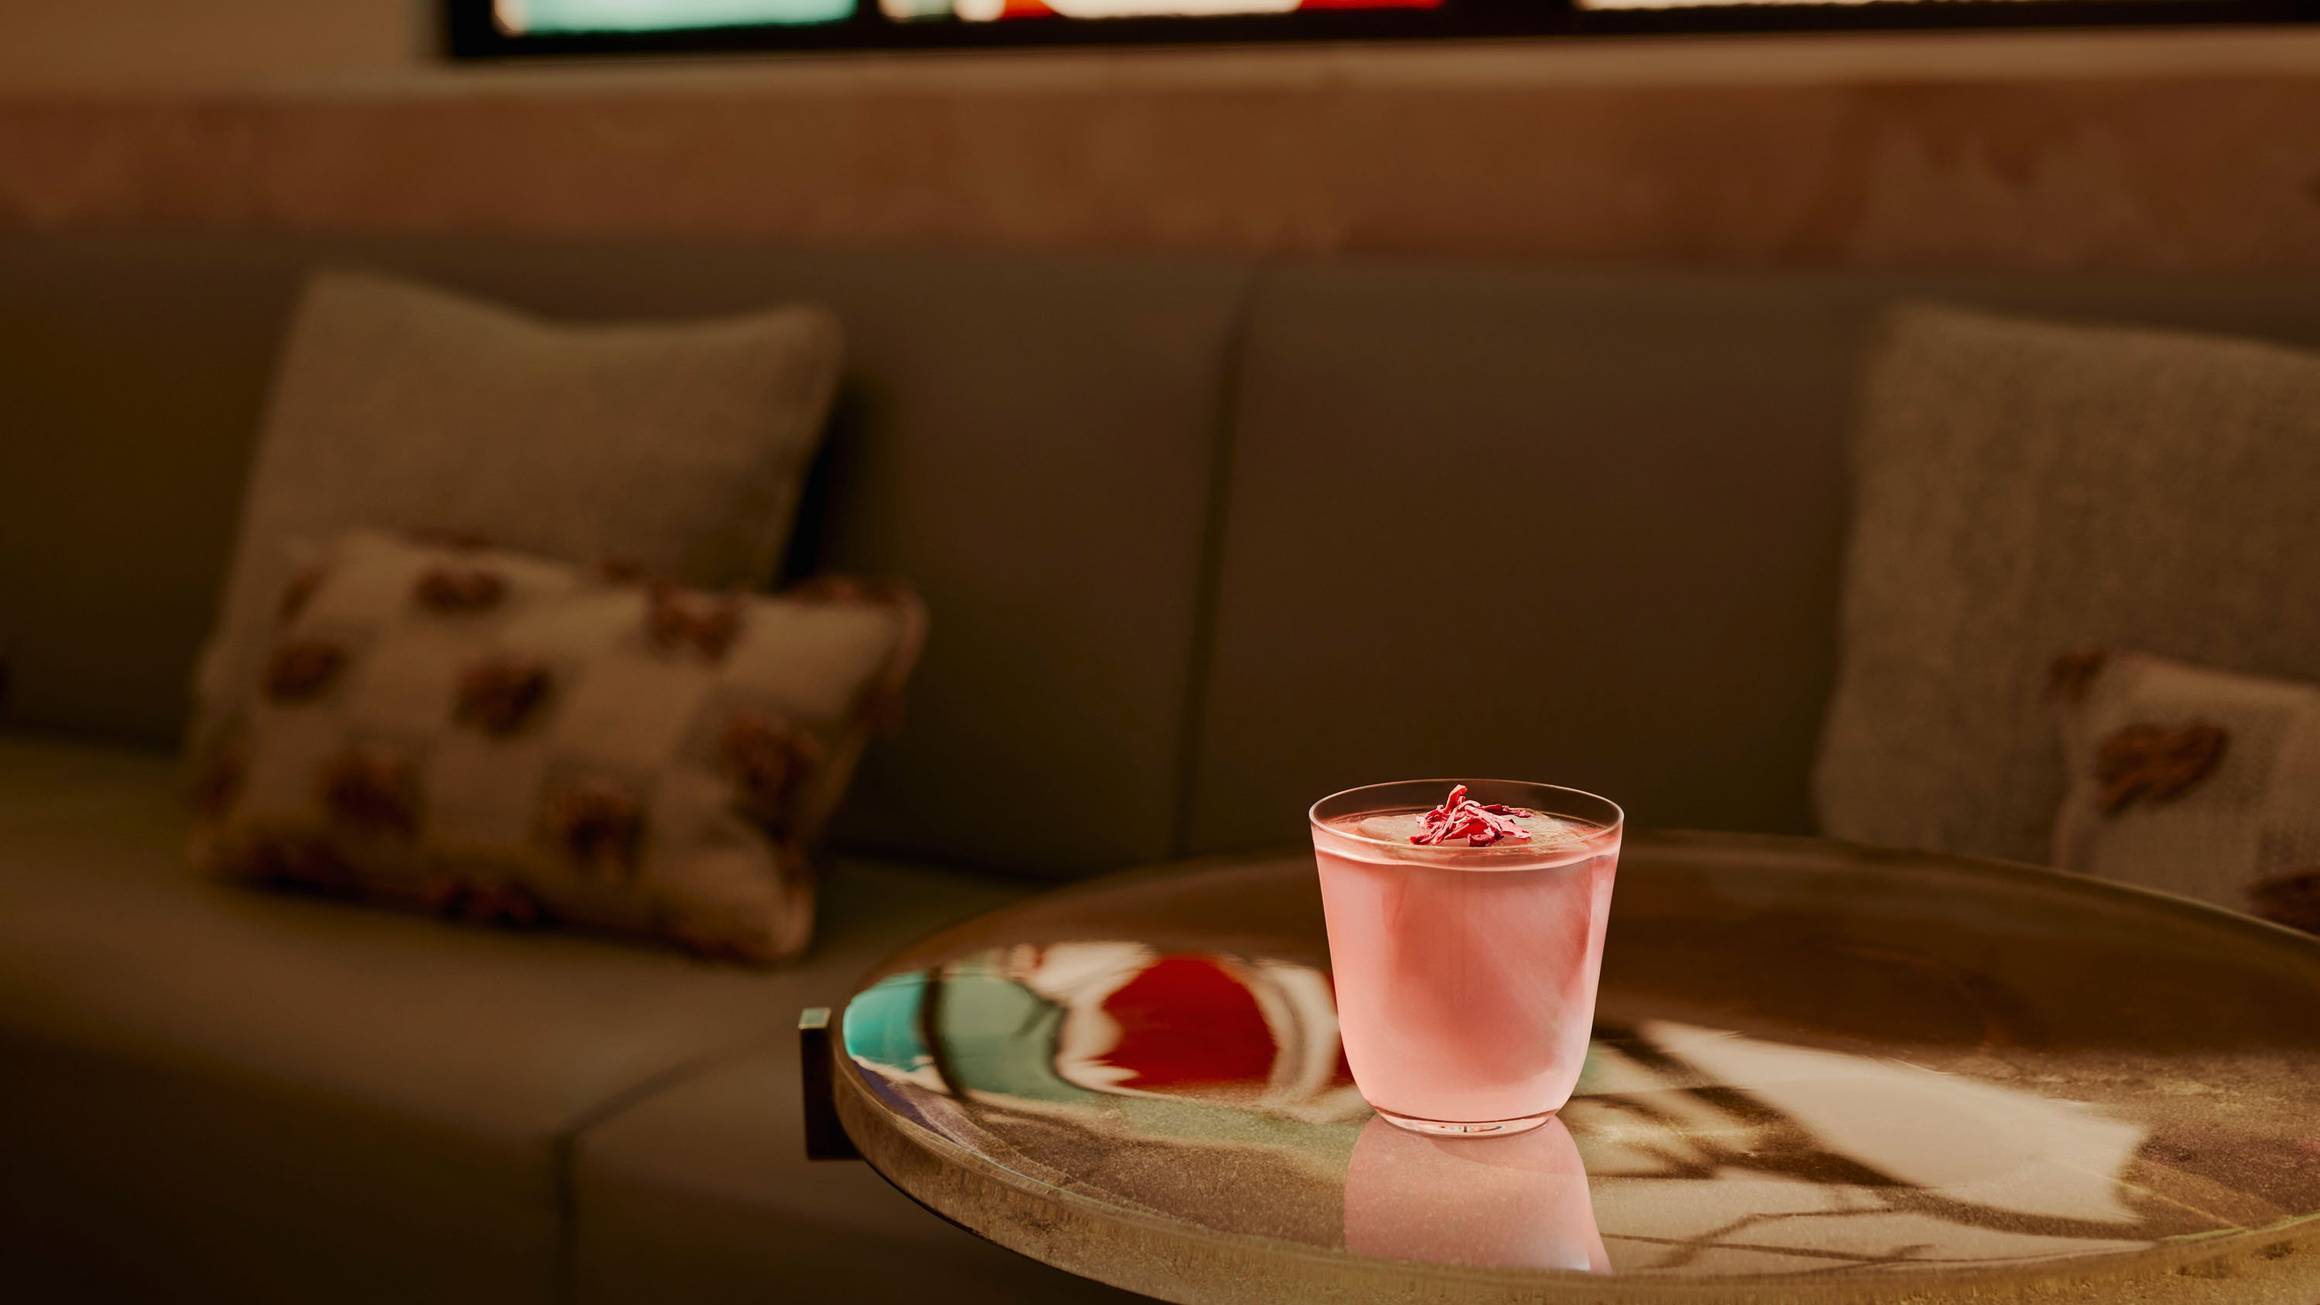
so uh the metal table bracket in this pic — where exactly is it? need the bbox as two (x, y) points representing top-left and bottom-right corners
(798, 1006), (860, 1162)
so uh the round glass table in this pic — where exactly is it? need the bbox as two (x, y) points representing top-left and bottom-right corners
(826, 833), (2320, 1302)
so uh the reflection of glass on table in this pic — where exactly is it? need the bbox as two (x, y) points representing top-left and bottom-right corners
(1344, 1113), (1609, 1273)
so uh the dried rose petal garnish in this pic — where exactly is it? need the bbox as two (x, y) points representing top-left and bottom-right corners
(1410, 783), (1537, 847)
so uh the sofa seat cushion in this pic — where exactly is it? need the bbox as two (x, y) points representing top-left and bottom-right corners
(0, 735), (1035, 1305)
(572, 1042), (1140, 1305)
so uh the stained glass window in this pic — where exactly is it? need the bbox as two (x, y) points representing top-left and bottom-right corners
(496, 0), (853, 31)
(460, 0), (2309, 55)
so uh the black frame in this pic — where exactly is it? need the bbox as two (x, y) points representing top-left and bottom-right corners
(447, 0), (2317, 59)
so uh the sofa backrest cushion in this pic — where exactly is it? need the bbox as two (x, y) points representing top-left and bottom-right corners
(1183, 261), (2320, 854)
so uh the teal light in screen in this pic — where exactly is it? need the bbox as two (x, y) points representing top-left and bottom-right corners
(505, 0), (853, 30)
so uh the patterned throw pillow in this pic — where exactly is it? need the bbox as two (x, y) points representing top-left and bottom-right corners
(2050, 650), (2320, 935)
(190, 530), (925, 964)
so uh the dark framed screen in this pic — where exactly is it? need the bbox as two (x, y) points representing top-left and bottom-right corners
(448, 0), (2316, 57)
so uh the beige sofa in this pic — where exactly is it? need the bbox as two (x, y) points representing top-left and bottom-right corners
(4, 234), (2318, 1304)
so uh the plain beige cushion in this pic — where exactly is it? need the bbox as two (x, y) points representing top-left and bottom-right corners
(0, 735), (1035, 1305)
(195, 268), (842, 750)
(1816, 305), (2320, 864)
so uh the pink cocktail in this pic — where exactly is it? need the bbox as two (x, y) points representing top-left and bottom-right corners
(1311, 780), (1622, 1136)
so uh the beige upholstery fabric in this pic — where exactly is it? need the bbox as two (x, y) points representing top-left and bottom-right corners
(195, 268), (842, 757)
(571, 1043), (1141, 1305)
(0, 735), (1036, 1304)
(1817, 306), (2320, 864)
(2052, 651), (2320, 932)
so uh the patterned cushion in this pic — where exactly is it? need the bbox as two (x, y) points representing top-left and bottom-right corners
(191, 531), (924, 964)
(2051, 650), (2320, 934)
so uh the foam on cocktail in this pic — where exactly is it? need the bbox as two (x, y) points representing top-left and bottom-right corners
(1338, 808), (1599, 858)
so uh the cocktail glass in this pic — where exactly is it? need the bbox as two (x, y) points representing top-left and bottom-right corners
(1310, 779), (1622, 1137)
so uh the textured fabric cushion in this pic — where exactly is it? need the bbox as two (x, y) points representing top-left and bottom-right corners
(1817, 305), (2320, 864)
(2051, 651), (2320, 933)
(0, 735), (1037, 1305)
(195, 268), (842, 756)
(194, 530), (924, 964)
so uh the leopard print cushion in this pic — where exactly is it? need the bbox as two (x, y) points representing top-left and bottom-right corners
(190, 529), (924, 964)
(2051, 650), (2320, 935)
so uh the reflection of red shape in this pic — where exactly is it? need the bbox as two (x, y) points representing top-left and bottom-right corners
(1099, 954), (1276, 1089)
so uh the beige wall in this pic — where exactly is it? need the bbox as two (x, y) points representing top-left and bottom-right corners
(3, 13), (2320, 271)
(0, 0), (427, 90)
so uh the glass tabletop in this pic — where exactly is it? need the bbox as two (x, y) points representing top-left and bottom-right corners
(836, 835), (2320, 1294)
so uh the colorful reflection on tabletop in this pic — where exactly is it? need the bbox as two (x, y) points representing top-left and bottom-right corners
(844, 941), (1365, 1127)
(843, 942), (2320, 1277)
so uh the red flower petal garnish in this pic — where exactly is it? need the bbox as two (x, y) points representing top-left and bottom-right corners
(1410, 783), (1537, 847)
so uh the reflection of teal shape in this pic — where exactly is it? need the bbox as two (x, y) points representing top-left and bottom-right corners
(933, 968), (1087, 1105)
(514, 0), (852, 32)
(845, 967), (1090, 1105)
(845, 972), (934, 1076)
